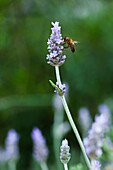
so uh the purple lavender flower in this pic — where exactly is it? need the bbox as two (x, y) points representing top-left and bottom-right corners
(52, 83), (68, 111)
(5, 129), (19, 161)
(91, 160), (101, 170)
(78, 107), (92, 135)
(98, 104), (111, 131)
(83, 105), (111, 159)
(52, 94), (63, 112)
(60, 139), (71, 164)
(31, 128), (49, 163)
(54, 82), (66, 96)
(47, 22), (66, 66)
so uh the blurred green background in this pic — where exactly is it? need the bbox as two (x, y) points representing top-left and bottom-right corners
(0, 0), (113, 169)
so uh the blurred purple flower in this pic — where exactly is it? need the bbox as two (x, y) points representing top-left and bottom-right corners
(98, 104), (111, 130)
(5, 129), (19, 161)
(83, 104), (111, 159)
(47, 22), (66, 66)
(91, 160), (101, 170)
(31, 128), (49, 163)
(78, 107), (92, 135)
(52, 93), (63, 112)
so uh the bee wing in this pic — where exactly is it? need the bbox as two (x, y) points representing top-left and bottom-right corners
(74, 41), (79, 44)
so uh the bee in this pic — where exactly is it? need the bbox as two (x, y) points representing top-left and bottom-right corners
(63, 37), (79, 52)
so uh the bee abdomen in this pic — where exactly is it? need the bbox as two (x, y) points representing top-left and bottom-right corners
(71, 46), (75, 52)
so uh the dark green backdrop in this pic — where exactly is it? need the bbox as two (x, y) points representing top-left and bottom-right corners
(0, 0), (113, 169)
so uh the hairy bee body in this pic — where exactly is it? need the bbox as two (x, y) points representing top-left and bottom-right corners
(63, 37), (78, 53)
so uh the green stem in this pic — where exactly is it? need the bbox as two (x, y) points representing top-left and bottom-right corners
(55, 65), (91, 169)
(55, 65), (62, 85)
(8, 160), (16, 170)
(40, 161), (48, 170)
(53, 108), (64, 169)
(61, 95), (91, 169)
(64, 163), (68, 170)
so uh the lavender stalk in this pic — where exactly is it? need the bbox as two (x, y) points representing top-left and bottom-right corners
(8, 160), (16, 170)
(83, 104), (111, 160)
(52, 92), (70, 169)
(55, 65), (91, 169)
(5, 129), (19, 170)
(31, 128), (49, 170)
(47, 21), (91, 169)
(64, 163), (68, 170)
(60, 139), (71, 170)
(40, 161), (49, 170)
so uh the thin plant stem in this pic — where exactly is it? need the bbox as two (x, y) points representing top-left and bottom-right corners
(64, 163), (68, 170)
(40, 161), (48, 170)
(53, 108), (64, 169)
(8, 160), (16, 170)
(61, 95), (91, 169)
(55, 65), (62, 85)
(55, 65), (91, 169)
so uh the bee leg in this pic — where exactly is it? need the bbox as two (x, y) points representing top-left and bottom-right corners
(62, 42), (65, 45)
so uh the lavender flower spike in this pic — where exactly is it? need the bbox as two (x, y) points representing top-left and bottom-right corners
(47, 22), (66, 66)
(5, 129), (19, 161)
(60, 139), (71, 164)
(78, 107), (92, 135)
(31, 128), (49, 163)
(83, 105), (111, 159)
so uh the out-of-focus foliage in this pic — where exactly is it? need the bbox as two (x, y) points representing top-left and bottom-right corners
(0, 0), (113, 169)
(70, 164), (87, 170)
